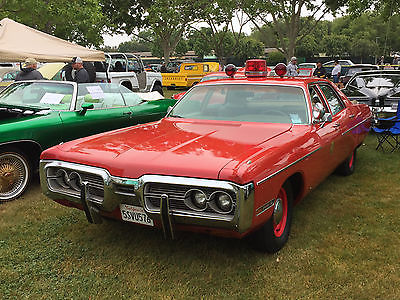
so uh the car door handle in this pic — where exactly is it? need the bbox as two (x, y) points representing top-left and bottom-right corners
(349, 114), (355, 118)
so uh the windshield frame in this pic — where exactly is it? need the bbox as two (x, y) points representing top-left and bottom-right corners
(167, 82), (311, 124)
(0, 80), (77, 111)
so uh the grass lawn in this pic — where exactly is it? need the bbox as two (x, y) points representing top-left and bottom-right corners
(1, 133), (400, 299)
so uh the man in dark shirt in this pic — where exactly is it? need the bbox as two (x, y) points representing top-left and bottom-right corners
(313, 61), (326, 78)
(71, 56), (90, 83)
(15, 58), (44, 81)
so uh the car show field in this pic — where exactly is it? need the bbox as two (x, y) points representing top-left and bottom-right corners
(1, 134), (399, 299)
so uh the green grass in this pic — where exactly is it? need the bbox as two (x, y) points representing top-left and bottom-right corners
(1, 134), (400, 299)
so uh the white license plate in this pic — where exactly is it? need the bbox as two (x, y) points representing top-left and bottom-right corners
(120, 204), (154, 226)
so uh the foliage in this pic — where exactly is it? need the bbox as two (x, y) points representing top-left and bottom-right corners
(243, 0), (340, 60)
(0, 0), (105, 47)
(100, 0), (152, 34)
(117, 40), (150, 53)
(267, 51), (286, 65)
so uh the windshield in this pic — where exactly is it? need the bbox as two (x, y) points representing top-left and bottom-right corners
(76, 83), (145, 110)
(0, 82), (74, 110)
(349, 74), (400, 88)
(169, 84), (309, 124)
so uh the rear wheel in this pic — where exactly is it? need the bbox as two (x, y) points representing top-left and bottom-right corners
(336, 148), (356, 176)
(0, 148), (31, 202)
(152, 84), (164, 96)
(251, 182), (293, 253)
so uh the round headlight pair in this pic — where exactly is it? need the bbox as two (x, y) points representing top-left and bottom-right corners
(55, 169), (82, 191)
(184, 189), (233, 214)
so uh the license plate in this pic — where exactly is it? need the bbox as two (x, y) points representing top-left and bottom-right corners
(120, 204), (154, 226)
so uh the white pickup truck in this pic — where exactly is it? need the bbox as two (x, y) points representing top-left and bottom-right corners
(94, 53), (163, 95)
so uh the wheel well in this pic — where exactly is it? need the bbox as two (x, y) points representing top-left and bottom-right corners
(0, 141), (42, 169)
(286, 172), (304, 204)
(121, 81), (133, 91)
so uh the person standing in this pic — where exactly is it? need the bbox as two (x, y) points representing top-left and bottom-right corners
(15, 58), (44, 81)
(392, 55), (400, 70)
(286, 56), (299, 76)
(71, 56), (90, 83)
(313, 61), (326, 78)
(331, 60), (341, 86)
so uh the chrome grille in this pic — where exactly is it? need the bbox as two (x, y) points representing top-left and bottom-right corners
(144, 182), (236, 216)
(46, 166), (104, 203)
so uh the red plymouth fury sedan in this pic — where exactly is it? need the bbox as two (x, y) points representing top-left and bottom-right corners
(40, 60), (371, 253)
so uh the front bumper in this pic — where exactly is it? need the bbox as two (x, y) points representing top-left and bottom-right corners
(40, 160), (255, 235)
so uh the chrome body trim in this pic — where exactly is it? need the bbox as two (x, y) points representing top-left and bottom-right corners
(256, 147), (321, 186)
(341, 117), (371, 136)
(40, 160), (255, 233)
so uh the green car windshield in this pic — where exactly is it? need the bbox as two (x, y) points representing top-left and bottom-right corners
(76, 83), (144, 110)
(170, 84), (309, 124)
(0, 81), (74, 110)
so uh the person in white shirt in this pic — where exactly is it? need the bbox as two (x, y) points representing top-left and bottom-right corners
(286, 57), (299, 76)
(331, 60), (341, 85)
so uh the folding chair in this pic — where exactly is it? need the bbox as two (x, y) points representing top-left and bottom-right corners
(372, 102), (400, 152)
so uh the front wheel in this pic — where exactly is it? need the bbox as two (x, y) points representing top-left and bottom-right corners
(336, 148), (356, 176)
(0, 148), (31, 202)
(250, 182), (293, 253)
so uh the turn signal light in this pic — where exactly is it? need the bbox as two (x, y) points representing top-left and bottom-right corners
(245, 59), (268, 77)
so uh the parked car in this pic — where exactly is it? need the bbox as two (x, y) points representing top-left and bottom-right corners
(340, 64), (379, 85)
(162, 62), (220, 89)
(298, 68), (314, 77)
(0, 81), (176, 202)
(94, 53), (164, 95)
(342, 70), (400, 116)
(298, 62), (317, 72)
(323, 60), (355, 77)
(171, 71), (246, 100)
(40, 60), (371, 253)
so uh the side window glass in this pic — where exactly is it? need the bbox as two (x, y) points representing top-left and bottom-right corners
(204, 64), (209, 72)
(309, 86), (327, 110)
(318, 84), (345, 115)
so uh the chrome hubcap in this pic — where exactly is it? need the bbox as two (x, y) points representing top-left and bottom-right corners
(0, 154), (27, 199)
(273, 197), (283, 225)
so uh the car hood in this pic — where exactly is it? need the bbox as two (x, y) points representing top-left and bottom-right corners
(45, 119), (293, 179)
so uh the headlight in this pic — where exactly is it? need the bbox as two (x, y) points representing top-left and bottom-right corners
(216, 193), (232, 212)
(55, 169), (69, 189)
(192, 190), (207, 209)
(184, 189), (207, 211)
(68, 172), (82, 191)
(215, 192), (232, 212)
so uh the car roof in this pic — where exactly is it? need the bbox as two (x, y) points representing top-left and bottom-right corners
(349, 70), (400, 76)
(199, 76), (328, 87)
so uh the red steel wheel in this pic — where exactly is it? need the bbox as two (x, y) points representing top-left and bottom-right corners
(250, 181), (293, 253)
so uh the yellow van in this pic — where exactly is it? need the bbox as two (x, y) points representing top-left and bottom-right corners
(162, 62), (220, 88)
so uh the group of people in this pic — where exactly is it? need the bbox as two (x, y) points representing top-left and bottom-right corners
(15, 56), (90, 83)
(286, 57), (342, 86)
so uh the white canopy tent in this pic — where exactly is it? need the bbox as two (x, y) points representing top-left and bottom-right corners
(0, 18), (105, 62)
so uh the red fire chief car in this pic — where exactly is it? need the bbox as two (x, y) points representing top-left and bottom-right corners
(40, 60), (371, 253)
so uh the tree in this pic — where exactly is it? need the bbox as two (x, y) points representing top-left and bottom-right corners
(0, 0), (105, 47)
(243, 0), (344, 60)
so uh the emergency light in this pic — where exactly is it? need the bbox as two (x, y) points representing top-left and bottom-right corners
(274, 63), (287, 77)
(225, 64), (237, 77)
(245, 59), (268, 77)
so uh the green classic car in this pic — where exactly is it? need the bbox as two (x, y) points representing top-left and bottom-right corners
(0, 81), (176, 202)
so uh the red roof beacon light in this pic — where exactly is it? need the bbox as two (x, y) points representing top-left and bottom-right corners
(274, 63), (287, 78)
(225, 64), (237, 78)
(245, 59), (268, 77)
